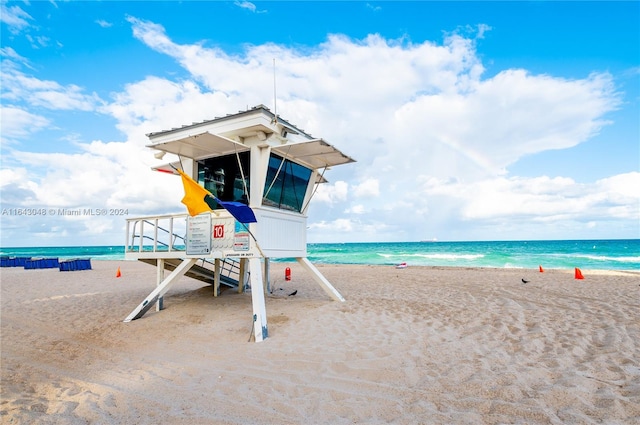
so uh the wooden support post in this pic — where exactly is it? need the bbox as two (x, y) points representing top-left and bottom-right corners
(248, 257), (268, 342)
(214, 258), (221, 297)
(156, 259), (164, 311)
(238, 258), (247, 293)
(124, 258), (198, 322)
(264, 257), (270, 294)
(296, 257), (345, 302)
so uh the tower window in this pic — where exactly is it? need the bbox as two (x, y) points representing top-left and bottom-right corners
(197, 152), (250, 207)
(263, 154), (312, 212)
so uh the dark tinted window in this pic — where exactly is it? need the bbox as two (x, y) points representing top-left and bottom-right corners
(263, 154), (312, 212)
(197, 152), (250, 207)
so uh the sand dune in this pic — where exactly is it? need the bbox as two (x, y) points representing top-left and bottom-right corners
(1, 260), (639, 424)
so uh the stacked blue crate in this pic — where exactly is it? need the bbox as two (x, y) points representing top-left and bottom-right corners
(1, 257), (32, 267)
(1, 256), (91, 270)
(59, 258), (92, 271)
(24, 258), (60, 269)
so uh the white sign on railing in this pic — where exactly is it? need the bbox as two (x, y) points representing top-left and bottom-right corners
(186, 213), (212, 255)
(233, 221), (250, 251)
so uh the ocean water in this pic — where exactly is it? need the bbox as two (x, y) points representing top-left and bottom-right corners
(1, 239), (638, 271)
(306, 240), (640, 271)
(0, 245), (125, 261)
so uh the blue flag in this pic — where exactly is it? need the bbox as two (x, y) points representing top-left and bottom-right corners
(216, 199), (257, 224)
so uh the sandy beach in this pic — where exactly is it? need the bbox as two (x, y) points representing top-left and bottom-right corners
(1, 260), (639, 424)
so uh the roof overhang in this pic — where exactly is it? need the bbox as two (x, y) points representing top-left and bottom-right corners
(147, 132), (249, 160)
(148, 132), (355, 172)
(272, 139), (355, 170)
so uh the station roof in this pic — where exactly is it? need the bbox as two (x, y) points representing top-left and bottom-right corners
(146, 104), (312, 139)
(147, 105), (355, 170)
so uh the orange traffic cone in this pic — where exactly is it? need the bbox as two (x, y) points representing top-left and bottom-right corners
(574, 267), (584, 280)
(116, 267), (122, 278)
(539, 265), (544, 273)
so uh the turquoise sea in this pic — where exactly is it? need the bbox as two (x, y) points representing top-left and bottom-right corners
(1, 239), (638, 271)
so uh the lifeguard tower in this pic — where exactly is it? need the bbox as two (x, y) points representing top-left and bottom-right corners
(124, 105), (355, 341)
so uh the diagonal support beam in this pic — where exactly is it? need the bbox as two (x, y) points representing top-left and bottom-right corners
(248, 258), (268, 342)
(124, 258), (198, 322)
(296, 257), (345, 302)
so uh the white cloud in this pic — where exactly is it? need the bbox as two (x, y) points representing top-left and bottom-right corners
(96, 19), (112, 28)
(1, 67), (102, 110)
(0, 17), (634, 245)
(234, 1), (256, 12)
(346, 204), (365, 214)
(307, 218), (396, 243)
(0, 106), (50, 141)
(313, 181), (349, 204)
(121, 18), (619, 189)
(353, 179), (380, 198)
(310, 218), (354, 233)
(366, 3), (382, 12)
(420, 172), (640, 223)
(0, 2), (33, 34)
(26, 34), (50, 49)
(1, 46), (26, 62)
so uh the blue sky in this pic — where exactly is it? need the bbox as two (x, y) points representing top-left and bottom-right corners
(1, 0), (638, 246)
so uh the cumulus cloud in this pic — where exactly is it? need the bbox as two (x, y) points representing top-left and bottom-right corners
(346, 204), (366, 215)
(123, 17), (620, 186)
(1, 67), (102, 110)
(313, 181), (349, 204)
(420, 172), (640, 223)
(0, 106), (50, 142)
(0, 15), (633, 245)
(353, 179), (380, 198)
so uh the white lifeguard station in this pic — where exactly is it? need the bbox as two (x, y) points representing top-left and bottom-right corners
(124, 105), (355, 341)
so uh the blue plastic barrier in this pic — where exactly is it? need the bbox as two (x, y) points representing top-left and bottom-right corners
(77, 258), (92, 270)
(24, 258), (60, 269)
(1, 257), (32, 267)
(2, 256), (90, 270)
(46, 258), (60, 268)
(59, 258), (92, 271)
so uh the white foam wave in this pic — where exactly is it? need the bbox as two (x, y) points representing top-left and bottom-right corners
(584, 255), (640, 263)
(378, 253), (484, 260)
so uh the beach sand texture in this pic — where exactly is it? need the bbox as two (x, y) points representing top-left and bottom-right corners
(1, 260), (639, 424)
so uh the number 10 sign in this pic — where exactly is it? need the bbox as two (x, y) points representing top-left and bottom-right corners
(213, 224), (224, 239)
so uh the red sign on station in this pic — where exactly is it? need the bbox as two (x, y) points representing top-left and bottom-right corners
(213, 224), (224, 239)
